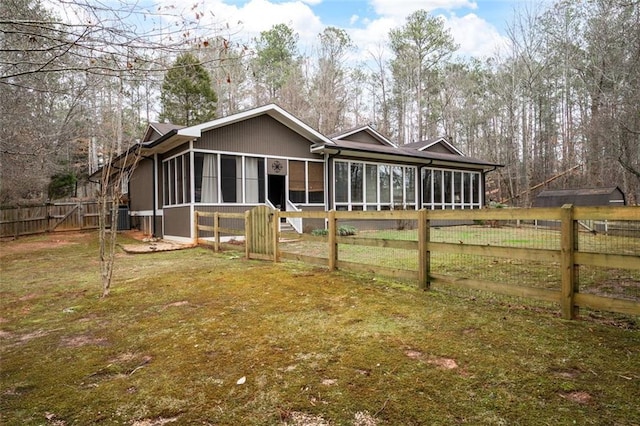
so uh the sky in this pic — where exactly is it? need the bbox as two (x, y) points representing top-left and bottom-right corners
(182, 0), (530, 61)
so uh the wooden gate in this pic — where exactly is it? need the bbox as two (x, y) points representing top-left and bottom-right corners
(246, 205), (278, 261)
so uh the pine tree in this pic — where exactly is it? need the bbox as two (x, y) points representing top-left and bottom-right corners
(160, 53), (218, 126)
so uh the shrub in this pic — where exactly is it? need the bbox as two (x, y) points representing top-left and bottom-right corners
(311, 226), (357, 237)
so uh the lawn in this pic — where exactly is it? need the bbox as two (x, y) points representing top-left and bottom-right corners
(1, 231), (639, 425)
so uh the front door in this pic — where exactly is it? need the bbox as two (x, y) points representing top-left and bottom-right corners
(268, 174), (286, 211)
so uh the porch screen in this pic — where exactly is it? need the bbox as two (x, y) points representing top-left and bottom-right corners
(221, 155), (242, 203)
(308, 162), (324, 204)
(289, 160), (305, 203)
(245, 157), (265, 203)
(195, 153), (218, 203)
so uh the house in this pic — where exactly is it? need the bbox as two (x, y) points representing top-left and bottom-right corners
(125, 104), (502, 241)
(532, 187), (626, 207)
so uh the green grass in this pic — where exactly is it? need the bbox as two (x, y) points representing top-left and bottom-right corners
(1, 232), (640, 425)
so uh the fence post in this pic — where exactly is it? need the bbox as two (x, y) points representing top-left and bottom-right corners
(193, 211), (199, 245)
(273, 209), (280, 263)
(14, 207), (20, 239)
(245, 210), (251, 259)
(328, 210), (337, 271)
(214, 212), (220, 253)
(560, 204), (577, 319)
(418, 209), (430, 290)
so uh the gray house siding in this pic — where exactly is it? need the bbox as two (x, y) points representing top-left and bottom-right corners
(197, 115), (319, 160)
(341, 130), (384, 145)
(163, 206), (191, 238)
(129, 159), (154, 212)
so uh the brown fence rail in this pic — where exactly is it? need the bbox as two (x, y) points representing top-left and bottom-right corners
(196, 206), (640, 320)
(0, 202), (109, 238)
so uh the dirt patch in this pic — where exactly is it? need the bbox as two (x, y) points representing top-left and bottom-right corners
(427, 356), (458, 370)
(560, 391), (592, 404)
(61, 335), (108, 348)
(0, 232), (89, 257)
(119, 241), (194, 254)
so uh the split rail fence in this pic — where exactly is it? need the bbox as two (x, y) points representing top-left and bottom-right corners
(194, 206), (640, 320)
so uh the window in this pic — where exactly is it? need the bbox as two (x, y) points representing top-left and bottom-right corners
(379, 165), (390, 205)
(308, 162), (324, 204)
(351, 163), (363, 205)
(221, 155), (241, 203)
(421, 168), (482, 209)
(335, 161), (349, 203)
(194, 153), (218, 203)
(289, 160), (306, 203)
(334, 161), (417, 211)
(405, 167), (416, 207)
(365, 164), (378, 210)
(392, 166), (403, 205)
(162, 153), (190, 206)
(245, 157), (265, 203)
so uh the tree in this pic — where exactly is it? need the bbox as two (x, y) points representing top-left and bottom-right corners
(388, 10), (458, 143)
(251, 23), (300, 104)
(159, 52), (218, 126)
(310, 27), (353, 133)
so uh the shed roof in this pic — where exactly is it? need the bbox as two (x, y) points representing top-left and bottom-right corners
(533, 187), (625, 207)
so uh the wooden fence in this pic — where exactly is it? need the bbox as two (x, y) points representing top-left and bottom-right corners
(194, 206), (640, 320)
(0, 202), (109, 238)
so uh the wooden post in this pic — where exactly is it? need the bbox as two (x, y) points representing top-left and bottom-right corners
(560, 204), (577, 319)
(273, 209), (280, 263)
(418, 209), (430, 290)
(214, 212), (220, 253)
(245, 210), (251, 259)
(14, 207), (20, 239)
(193, 210), (199, 245)
(328, 210), (337, 271)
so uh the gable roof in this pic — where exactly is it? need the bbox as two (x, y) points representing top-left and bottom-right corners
(404, 137), (464, 156)
(330, 125), (397, 147)
(180, 104), (334, 145)
(139, 104), (335, 155)
(142, 122), (185, 142)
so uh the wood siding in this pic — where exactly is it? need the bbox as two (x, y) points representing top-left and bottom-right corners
(197, 115), (321, 160)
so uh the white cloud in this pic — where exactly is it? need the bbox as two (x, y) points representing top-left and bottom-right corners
(445, 13), (510, 58)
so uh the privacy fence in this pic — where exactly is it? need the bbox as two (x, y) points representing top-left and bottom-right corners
(0, 202), (121, 238)
(196, 206), (640, 320)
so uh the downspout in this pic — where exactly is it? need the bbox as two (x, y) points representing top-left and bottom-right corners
(326, 150), (341, 211)
(482, 166), (498, 207)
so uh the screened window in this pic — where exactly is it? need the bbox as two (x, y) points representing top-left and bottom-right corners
(308, 162), (324, 204)
(245, 157), (265, 203)
(221, 155), (242, 203)
(351, 163), (363, 204)
(335, 162), (349, 203)
(421, 168), (482, 209)
(334, 161), (417, 211)
(162, 153), (190, 206)
(289, 160), (306, 203)
(194, 153), (218, 203)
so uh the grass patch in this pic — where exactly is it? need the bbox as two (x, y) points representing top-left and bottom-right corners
(1, 231), (639, 425)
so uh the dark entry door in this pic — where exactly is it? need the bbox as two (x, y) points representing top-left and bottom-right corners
(268, 174), (286, 210)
